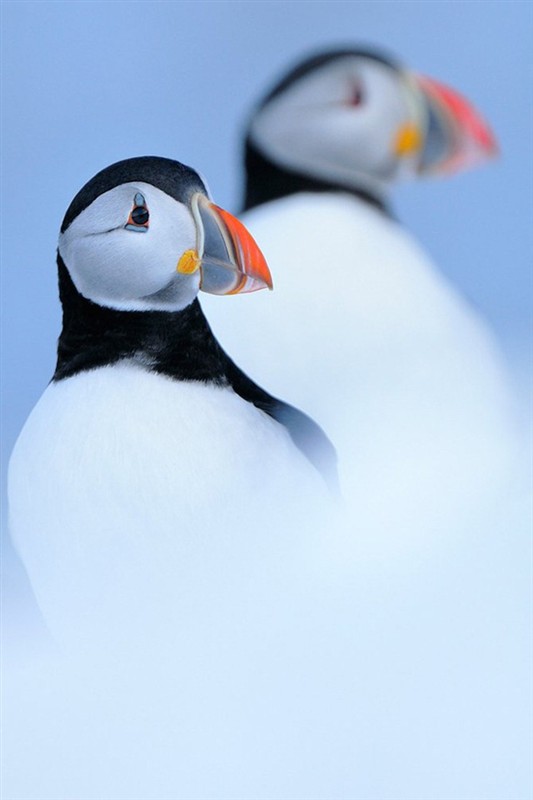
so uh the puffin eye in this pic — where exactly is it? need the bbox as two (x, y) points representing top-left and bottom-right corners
(125, 192), (149, 231)
(347, 82), (364, 108)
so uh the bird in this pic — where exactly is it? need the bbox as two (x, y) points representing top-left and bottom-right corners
(200, 47), (518, 537)
(7, 156), (337, 648)
(4, 155), (525, 800)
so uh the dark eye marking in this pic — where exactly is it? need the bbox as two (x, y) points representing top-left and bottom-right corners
(125, 192), (150, 232)
(347, 81), (364, 107)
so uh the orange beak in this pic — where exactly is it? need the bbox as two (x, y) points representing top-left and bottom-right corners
(183, 193), (273, 295)
(413, 73), (498, 175)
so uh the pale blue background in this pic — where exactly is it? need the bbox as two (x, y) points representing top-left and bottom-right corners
(1, 2), (532, 796)
(2, 0), (532, 474)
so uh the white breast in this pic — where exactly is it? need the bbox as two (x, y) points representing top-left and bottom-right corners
(8, 362), (330, 646)
(202, 193), (519, 537)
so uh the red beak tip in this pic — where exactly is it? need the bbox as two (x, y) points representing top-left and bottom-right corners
(417, 72), (499, 174)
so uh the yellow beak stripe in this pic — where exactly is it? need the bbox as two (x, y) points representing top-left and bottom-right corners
(394, 123), (423, 157)
(177, 249), (200, 275)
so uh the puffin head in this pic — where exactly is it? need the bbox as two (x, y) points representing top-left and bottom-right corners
(58, 156), (272, 312)
(246, 47), (497, 198)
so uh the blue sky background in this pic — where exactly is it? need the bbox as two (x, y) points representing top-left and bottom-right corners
(1, 4), (531, 797)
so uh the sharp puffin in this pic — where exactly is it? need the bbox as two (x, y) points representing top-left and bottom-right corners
(201, 48), (517, 530)
(8, 156), (337, 645)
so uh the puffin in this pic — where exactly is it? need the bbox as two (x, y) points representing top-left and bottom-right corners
(201, 48), (518, 534)
(7, 156), (337, 647)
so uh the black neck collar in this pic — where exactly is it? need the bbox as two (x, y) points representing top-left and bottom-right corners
(53, 255), (338, 487)
(54, 256), (228, 384)
(242, 139), (391, 216)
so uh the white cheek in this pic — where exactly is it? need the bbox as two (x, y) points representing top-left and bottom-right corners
(251, 59), (412, 190)
(59, 183), (199, 308)
(67, 229), (177, 299)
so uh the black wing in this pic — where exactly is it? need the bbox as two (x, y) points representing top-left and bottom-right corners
(224, 358), (339, 493)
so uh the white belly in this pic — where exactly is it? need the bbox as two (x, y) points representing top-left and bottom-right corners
(202, 193), (519, 529)
(8, 362), (330, 646)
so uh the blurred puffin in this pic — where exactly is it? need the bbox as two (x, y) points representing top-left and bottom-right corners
(201, 48), (517, 526)
(8, 156), (336, 644)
